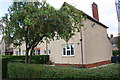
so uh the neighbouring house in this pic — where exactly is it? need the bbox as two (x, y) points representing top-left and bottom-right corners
(0, 37), (6, 55)
(12, 42), (41, 55)
(0, 36), (14, 55)
(109, 34), (118, 51)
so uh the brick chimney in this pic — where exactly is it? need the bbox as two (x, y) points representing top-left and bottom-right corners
(92, 2), (99, 21)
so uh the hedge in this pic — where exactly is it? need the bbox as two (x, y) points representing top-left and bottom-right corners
(2, 57), (11, 78)
(8, 63), (120, 79)
(112, 50), (120, 56)
(2, 55), (49, 64)
(1, 55), (49, 79)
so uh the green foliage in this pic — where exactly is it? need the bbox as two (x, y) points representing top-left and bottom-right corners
(31, 55), (49, 64)
(112, 50), (120, 56)
(1, 55), (49, 79)
(8, 63), (120, 79)
(1, 0), (85, 63)
(2, 55), (49, 64)
(116, 36), (120, 50)
(1, 57), (11, 78)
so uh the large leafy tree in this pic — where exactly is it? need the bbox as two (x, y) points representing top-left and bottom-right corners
(2, 0), (85, 63)
(116, 36), (120, 50)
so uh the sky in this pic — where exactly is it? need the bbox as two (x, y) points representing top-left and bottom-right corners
(0, 0), (119, 40)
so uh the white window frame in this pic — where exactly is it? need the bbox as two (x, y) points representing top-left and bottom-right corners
(44, 50), (51, 55)
(62, 44), (74, 56)
(16, 51), (19, 55)
(22, 50), (26, 55)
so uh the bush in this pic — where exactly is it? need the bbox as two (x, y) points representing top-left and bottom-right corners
(8, 63), (120, 79)
(112, 50), (120, 56)
(31, 55), (49, 64)
(2, 55), (49, 64)
(1, 55), (49, 79)
(2, 57), (11, 79)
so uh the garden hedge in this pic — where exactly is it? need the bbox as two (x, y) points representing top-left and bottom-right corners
(1, 55), (49, 79)
(2, 57), (11, 78)
(8, 63), (120, 79)
(2, 55), (49, 64)
(112, 50), (120, 56)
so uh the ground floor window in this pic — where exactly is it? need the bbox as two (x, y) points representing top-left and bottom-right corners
(44, 50), (51, 55)
(62, 44), (74, 56)
(15, 51), (19, 55)
(34, 48), (40, 55)
(22, 50), (26, 55)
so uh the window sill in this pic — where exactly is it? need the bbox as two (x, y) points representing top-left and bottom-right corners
(62, 55), (75, 58)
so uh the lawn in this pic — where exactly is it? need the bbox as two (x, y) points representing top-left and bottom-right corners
(8, 63), (120, 79)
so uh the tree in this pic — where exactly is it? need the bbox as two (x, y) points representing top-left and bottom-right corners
(2, 0), (85, 63)
(116, 36), (120, 50)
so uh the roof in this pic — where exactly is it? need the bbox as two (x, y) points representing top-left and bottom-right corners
(109, 36), (119, 44)
(5, 48), (13, 53)
(62, 2), (108, 28)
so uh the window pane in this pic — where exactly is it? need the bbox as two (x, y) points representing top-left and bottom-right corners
(38, 50), (40, 55)
(63, 48), (66, 55)
(71, 45), (74, 55)
(22, 50), (26, 55)
(67, 50), (70, 55)
(33, 50), (35, 55)
(44, 50), (46, 54)
(48, 50), (51, 54)
(16, 51), (18, 55)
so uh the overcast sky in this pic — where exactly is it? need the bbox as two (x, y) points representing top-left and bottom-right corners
(0, 0), (119, 40)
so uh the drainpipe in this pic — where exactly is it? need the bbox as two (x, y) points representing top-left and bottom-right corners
(46, 40), (48, 55)
(80, 27), (84, 66)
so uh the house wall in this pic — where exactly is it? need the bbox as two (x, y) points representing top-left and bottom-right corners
(83, 19), (112, 64)
(36, 32), (83, 64)
(1, 39), (6, 55)
(48, 33), (82, 64)
(13, 42), (45, 55)
(35, 41), (46, 55)
(13, 42), (26, 55)
(20, 42), (26, 55)
(36, 19), (112, 66)
(13, 47), (20, 55)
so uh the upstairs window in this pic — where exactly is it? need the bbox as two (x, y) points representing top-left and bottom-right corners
(62, 44), (74, 56)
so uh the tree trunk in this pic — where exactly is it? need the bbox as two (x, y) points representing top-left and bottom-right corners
(25, 49), (29, 63)
(25, 27), (29, 64)
(28, 48), (34, 63)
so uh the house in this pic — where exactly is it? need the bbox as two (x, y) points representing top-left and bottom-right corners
(109, 34), (118, 51)
(1, 2), (112, 68)
(0, 36), (14, 55)
(0, 37), (6, 55)
(34, 2), (112, 68)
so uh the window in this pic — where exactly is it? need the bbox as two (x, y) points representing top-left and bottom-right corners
(33, 50), (35, 55)
(22, 50), (26, 55)
(38, 50), (40, 55)
(62, 44), (74, 56)
(44, 50), (51, 55)
(16, 51), (19, 55)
